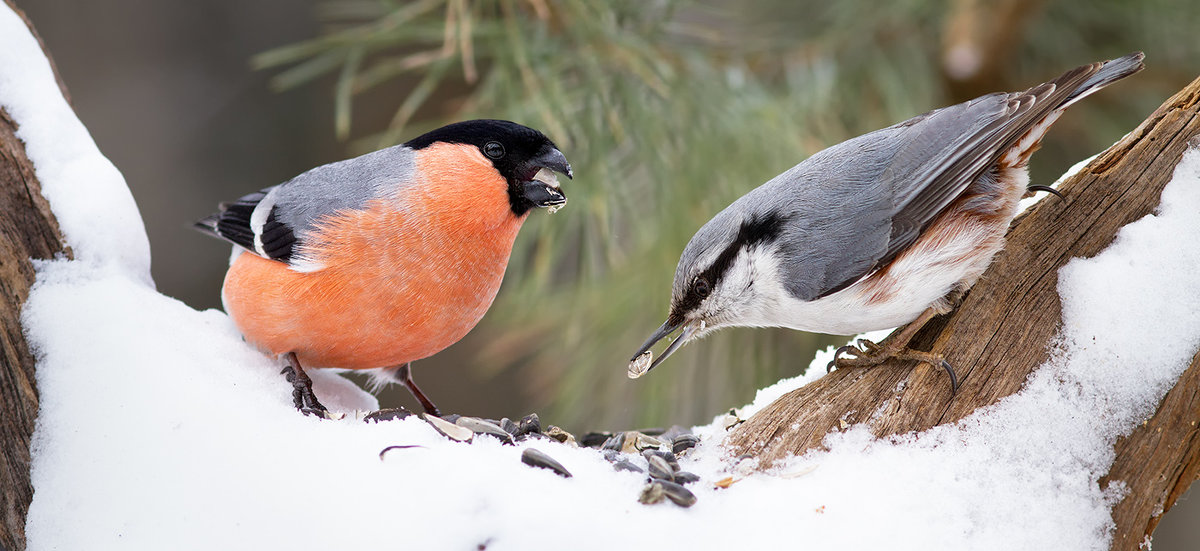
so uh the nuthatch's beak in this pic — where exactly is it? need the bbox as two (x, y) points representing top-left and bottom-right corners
(521, 147), (571, 210)
(627, 317), (704, 379)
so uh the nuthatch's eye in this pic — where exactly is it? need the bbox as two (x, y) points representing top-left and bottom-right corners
(694, 276), (712, 298)
(483, 141), (505, 159)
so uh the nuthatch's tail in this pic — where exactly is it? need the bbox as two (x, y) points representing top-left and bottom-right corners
(1062, 52), (1145, 107)
(998, 52), (1144, 169)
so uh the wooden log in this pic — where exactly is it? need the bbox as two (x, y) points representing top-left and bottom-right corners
(725, 76), (1200, 550)
(0, 2), (73, 550)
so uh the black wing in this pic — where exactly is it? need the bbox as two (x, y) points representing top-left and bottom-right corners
(193, 187), (297, 263)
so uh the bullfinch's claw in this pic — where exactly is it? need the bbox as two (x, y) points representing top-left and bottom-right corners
(282, 353), (328, 415)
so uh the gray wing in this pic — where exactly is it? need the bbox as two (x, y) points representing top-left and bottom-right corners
(194, 144), (417, 266)
(745, 62), (1101, 301)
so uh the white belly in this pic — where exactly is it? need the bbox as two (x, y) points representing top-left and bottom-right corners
(743, 168), (1029, 335)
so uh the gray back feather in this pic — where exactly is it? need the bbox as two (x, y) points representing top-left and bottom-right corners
(272, 144), (418, 241)
(679, 54), (1143, 302)
(194, 144), (419, 266)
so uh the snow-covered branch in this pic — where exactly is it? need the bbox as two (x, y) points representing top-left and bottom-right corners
(0, 2), (71, 549)
(726, 77), (1200, 550)
(3, 0), (1199, 549)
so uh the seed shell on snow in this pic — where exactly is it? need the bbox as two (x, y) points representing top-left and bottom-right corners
(672, 433), (700, 455)
(645, 454), (675, 482)
(638, 480), (697, 508)
(423, 414), (474, 442)
(601, 432), (625, 452)
(658, 480), (698, 507)
(642, 449), (679, 471)
(455, 416), (514, 445)
(638, 481), (666, 505)
(658, 425), (691, 441)
(624, 432), (666, 454)
(514, 413), (541, 439)
(580, 431), (612, 448)
(612, 459), (644, 473)
(543, 425), (578, 447)
(520, 448), (572, 478)
(363, 407), (413, 423)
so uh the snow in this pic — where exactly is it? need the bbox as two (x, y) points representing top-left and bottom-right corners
(8, 2), (1200, 548)
(0, 5), (149, 282)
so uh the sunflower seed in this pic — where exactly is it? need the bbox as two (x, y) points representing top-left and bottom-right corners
(646, 454), (675, 482)
(520, 448), (572, 478)
(544, 425), (577, 447)
(423, 414), (473, 442)
(455, 417), (514, 445)
(659, 480), (697, 507)
(363, 408), (412, 423)
(673, 434), (700, 455)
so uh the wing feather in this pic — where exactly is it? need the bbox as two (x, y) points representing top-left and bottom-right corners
(192, 144), (419, 268)
(811, 62), (1104, 297)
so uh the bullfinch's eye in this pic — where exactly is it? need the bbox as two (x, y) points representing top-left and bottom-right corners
(694, 276), (711, 298)
(483, 141), (505, 159)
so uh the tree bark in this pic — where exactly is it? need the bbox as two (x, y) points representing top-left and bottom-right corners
(725, 78), (1200, 550)
(0, 2), (72, 550)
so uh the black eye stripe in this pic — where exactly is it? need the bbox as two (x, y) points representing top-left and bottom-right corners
(674, 212), (788, 317)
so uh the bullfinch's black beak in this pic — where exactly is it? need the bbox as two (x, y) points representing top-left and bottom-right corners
(534, 147), (572, 180)
(627, 317), (702, 378)
(521, 147), (571, 209)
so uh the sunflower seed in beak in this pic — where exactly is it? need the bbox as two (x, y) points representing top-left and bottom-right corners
(628, 351), (653, 379)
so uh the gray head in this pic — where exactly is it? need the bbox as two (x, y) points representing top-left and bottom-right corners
(629, 206), (789, 377)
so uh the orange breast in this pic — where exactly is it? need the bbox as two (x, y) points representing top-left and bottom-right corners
(222, 143), (527, 369)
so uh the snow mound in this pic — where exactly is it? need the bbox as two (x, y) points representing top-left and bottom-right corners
(8, 3), (1199, 549)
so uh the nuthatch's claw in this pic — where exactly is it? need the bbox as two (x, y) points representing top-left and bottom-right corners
(827, 339), (959, 396)
(856, 338), (881, 353)
(1027, 185), (1064, 200)
(828, 344), (859, 372)
(940, 359), (959, 396)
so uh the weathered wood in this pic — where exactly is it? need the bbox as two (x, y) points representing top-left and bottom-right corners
(0, 2), (73, 550)
(725, 77), (1200, 549)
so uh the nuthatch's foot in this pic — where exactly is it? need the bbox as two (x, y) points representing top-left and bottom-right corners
(282, 352), (328, 416)
(828, 339), (959, 395)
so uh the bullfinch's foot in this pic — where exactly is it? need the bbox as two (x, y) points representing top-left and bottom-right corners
(828, 340), (959, 395)
(282, 352), (328, 415)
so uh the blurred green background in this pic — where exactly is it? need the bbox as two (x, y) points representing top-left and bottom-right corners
(20, 0), (1200, 545)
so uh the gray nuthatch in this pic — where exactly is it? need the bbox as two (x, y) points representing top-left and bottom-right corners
(630, 53), (1145, 393)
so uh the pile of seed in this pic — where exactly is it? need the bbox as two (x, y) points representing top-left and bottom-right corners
(367, 408), (716, 508)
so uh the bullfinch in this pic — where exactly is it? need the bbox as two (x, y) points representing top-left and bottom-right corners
(196, 119), (572, 415)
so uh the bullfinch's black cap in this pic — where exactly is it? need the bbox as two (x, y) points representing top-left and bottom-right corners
(405, 119), (572, 216)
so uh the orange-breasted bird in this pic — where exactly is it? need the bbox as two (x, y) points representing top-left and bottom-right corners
(196, 120), (571, 415)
